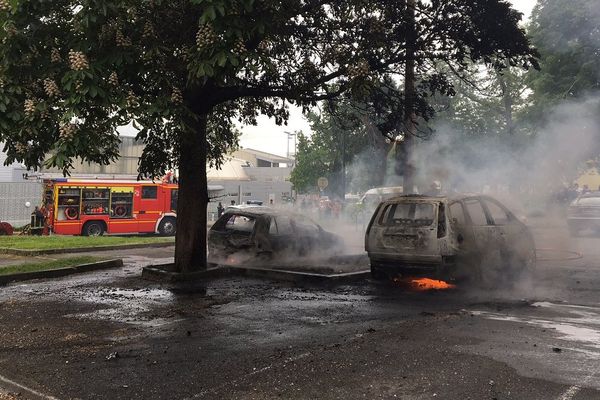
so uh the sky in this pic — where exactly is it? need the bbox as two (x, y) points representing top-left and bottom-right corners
(238, 0), (538, 157)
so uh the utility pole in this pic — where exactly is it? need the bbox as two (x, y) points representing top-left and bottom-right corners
(341, 128), (346, 198)
(284, 131), (297, 166)
(402, 0), (417, 194)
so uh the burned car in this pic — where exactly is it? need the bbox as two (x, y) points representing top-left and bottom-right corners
(365, 194), (536, 285)
(208, 207), (343, 264)
(567, 192), (600, 236)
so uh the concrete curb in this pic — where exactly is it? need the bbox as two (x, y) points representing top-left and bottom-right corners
(0, 259), (124, 286)
(227, 266), (370, 283)
(0, 241), (174, 256)
(141, 264), (227, 282)
(142, 263), (370, 284)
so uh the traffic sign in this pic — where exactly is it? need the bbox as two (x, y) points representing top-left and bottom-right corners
(317, 177), (329, 190)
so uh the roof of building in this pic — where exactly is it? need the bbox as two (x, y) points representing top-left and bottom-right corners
(207, 158), (252, 181)
(234, 148), (293, 164)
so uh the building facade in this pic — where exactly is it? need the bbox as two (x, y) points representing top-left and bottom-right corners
(0, 140), (294, 226)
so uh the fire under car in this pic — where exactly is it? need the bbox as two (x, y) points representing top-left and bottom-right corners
(365, 194), (536, 285)
(208, 206), (343, 265)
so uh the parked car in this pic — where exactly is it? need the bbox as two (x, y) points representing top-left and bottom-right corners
(365, 194), (536, 285)
(567, 192), (600, 236)
(208, 207), (343, 264)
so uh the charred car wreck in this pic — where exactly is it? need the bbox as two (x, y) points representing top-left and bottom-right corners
(567, 192), (600, 236)
(365, 194), (536, 285)
(208, 206), (343, 265)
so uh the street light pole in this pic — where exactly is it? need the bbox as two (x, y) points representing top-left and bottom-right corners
(284, 131), (297, 166)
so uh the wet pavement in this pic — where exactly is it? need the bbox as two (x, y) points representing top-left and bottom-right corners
(0, 220), (600, 399)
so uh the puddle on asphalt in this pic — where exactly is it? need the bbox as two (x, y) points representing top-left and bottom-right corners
(471, 301), (600, 350)
(77, 288), (174, 303)
(63, 287), (182, 327)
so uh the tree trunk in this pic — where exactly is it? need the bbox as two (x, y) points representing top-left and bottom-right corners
(402, 0), (417, 194)
(497, 72), (514, 136)
(174, 115), (208, 273)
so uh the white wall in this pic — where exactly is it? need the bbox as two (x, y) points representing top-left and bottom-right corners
(0, 147), (26, 183)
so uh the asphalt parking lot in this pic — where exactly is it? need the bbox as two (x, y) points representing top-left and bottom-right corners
(0, 218), (599, 399)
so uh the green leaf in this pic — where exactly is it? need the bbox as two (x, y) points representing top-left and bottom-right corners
(204, 5), (216, 21)
(216, 52), (227, 67)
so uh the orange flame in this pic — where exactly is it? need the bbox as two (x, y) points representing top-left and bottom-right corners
(393, 277), (456, 291)
(226, 255), (239, 265)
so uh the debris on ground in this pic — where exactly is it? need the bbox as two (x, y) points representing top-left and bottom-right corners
(105, 351), (119, 361)
(0, 392), (21, 400)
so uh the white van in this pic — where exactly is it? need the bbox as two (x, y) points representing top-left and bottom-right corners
(359, 186), (404, 209)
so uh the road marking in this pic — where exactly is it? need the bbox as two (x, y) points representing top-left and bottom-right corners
(0, 373), (60, 400)
(556, 368), (598, 400)
(558, 385), (580, 400)
(192, 351), (312, 398)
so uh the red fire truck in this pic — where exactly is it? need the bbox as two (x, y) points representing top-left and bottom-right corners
(43, 179), (178, 236)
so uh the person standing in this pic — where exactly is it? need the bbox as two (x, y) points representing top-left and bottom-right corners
(217, 202), (224, 217)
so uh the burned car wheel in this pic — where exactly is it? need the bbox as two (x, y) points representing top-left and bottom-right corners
(513, 248), (536, 282)
(475, 250), (512, 289)
(370, 262), (387, 280)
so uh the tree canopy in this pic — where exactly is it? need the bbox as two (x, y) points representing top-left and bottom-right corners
(526, 0), (600, 118)
(290, 100), (389, 196)
(0, 0), (538, 272)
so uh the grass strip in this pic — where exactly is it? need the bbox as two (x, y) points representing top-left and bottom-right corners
(0, 256), (104, 276)
(0, 235), (173, 250)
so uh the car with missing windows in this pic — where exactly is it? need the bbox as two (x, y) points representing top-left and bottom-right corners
(365, 194), (536, 285)
(208, 206), (343, 264)
(567, 192), (600, 236)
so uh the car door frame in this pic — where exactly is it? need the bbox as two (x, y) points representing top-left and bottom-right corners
(266, 215), (296, 254)
(448, 200), (480, 276)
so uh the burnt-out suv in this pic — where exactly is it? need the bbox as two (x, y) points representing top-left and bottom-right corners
(365, 194), (536, 284)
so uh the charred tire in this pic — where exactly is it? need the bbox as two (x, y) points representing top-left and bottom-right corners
(370, 263), (387, 280)
(158, 217), (176, 236)
(512, 248), (536, 283)
(475, 250), (508, 289)
(82, 221), (105, 237)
